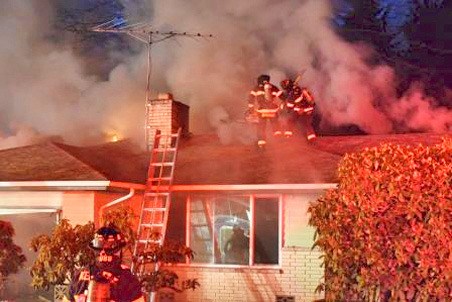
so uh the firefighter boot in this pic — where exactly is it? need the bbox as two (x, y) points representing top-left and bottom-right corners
(257, 139), (267, 150)
(307, 133), (317, 143)
(284, 131), (293, 138)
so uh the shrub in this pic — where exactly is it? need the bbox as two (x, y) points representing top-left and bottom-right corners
(309, 138), (451, 301)
(30, 206), (199, 296)
(29, 206), (136, 289)
(135, 232), (199, 293)
(0, 220), (26, 297)
(29, 219), (95, 290)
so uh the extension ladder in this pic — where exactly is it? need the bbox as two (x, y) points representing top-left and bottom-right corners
(131, 128), (181, 275)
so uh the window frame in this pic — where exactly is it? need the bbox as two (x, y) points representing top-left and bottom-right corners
(178, 193), (283, 268)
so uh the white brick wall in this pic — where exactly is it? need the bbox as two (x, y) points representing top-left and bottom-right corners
(166, 247), (324, 302)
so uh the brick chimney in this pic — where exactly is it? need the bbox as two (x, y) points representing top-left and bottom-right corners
(145, 93), (189, 147)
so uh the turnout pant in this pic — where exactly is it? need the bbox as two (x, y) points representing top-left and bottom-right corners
(257, 116), (281, 142)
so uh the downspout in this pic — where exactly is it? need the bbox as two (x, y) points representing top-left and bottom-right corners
(99, 188), (135, 226)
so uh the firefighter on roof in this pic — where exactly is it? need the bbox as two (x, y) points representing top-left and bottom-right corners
(68, 225), (145, 302)
(247, 74), (283, 148)
(279, 78), (300, 138)
(280, 78), (317, 142)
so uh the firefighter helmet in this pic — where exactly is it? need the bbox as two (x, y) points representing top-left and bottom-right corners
(257, 74), (270, 85)
(89, 225), (126, 253)
(280, 79), (293, 90)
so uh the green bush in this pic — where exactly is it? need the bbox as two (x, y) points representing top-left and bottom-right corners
(309, 138), (451, 301)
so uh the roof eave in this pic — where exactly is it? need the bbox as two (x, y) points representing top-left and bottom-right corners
(0, 180), (111, 191)
(164, 183), (338, 192)
(0, 181), (338, 192)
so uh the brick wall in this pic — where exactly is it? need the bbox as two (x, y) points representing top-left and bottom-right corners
(146, 94), (190, 147)
(165, 247), (324, 302)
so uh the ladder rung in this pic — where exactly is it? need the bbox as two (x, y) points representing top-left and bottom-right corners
(140, 223), (164, 228)
(150, 162), (174, 167)
(153, 148), (177, 152)
(143, 207), (166, 212)
(138, 239), (162, 244)
(145, 192), (170, 197)
(148, 177), (172, 181)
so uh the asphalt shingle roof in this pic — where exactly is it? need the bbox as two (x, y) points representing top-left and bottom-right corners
(0, 143), (107, 181)
(174, 135), (341, 184)
(0, 133), (448, 185)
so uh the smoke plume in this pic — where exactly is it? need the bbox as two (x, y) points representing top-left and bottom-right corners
(0, 0), (450, 150)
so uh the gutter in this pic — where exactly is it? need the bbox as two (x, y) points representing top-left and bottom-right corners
(150, 183), (338, 192)
(0, 181), (145, 216)
(0, 181), (336, 192)
(0, 181), (336, 216)
(99, 187), (136, 225)
(0, 207), (60, 215)
(0, 180), (111, 190)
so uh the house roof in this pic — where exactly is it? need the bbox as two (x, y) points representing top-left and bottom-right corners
(174, 135), (341, 184)
(54, 140), (149, 184)
(0, 143), (107, 181)
(0, 132), (448, 186)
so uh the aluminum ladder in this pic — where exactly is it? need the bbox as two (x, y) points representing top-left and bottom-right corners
(131, 128), (181, 275)
(189, 200), (223, 263)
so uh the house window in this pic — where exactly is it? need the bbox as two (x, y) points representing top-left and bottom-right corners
(167, 194), (281, 266)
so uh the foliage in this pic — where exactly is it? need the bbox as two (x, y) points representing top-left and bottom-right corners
(136, 232), (200, 293)
(0, 220), (26, 295)
(29, 219), (95, 290)
(29, 205), (199, 295)
(309, 138), (451, 301)
(29, 206), (136, 290)
(102, 205), (138, 262)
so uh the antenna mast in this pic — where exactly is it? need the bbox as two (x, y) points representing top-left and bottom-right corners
(90, 17), (213, 148)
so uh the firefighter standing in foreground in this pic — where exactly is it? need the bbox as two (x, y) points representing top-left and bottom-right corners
(247, 74), (283, 148)
(280, 78), (317, 142)
(68, 225), (145, 302)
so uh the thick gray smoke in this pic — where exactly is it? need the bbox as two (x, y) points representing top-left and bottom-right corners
(0, 1), (146, 149)
(0, 0), (450, 150)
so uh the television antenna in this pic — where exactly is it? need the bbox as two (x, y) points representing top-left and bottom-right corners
(90, 17), (213, 146)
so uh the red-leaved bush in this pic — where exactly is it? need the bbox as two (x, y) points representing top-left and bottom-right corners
(0, 220), (26, 297)
(309, 137), (451, 301)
